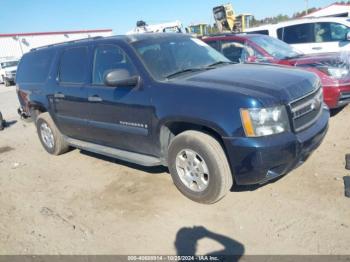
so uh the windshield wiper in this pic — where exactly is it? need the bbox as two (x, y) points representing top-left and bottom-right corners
(165, 68), (210, 79)
(207, 61), (235, 67)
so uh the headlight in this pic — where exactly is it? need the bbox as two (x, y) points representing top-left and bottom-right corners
(318, 66), (349, 79)
(240, 106), (290, 137)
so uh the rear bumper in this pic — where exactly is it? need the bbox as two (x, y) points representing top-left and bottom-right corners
(17, 106), (31, 119)
(323, 84), (350, 109)
(223, 107), (329, 185)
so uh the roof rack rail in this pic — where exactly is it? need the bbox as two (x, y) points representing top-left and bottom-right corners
(30, 36), (104, 51)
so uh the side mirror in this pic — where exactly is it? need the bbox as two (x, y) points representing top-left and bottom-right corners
(347, 32), (350, 41)
(104, 69), (139, 87)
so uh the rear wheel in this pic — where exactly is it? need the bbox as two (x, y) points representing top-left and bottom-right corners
(36, 113), (69, 155)
(168, 130), (233, 204)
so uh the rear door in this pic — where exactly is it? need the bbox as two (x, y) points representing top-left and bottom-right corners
(52, 46), (92, 140)
(83, 43), (155, 155)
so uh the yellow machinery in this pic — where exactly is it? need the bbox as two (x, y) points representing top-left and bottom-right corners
(187, 23), (209, 37)
(213, 3), (253, 33)
(234, 14), (254, 32)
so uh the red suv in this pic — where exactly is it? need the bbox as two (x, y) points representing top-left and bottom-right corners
(203, 34), (350, 109)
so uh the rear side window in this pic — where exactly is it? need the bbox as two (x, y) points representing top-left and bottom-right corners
(16, 49), (55, 83)
(206, 40), (221, 51)
(59, 47), (88, 83)
(278, 23), (315, 44)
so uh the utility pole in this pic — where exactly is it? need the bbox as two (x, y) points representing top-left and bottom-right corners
(305, 0), (309, 15)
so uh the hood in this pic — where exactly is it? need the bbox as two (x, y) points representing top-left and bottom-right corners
(176, 63), (319, 105)
(285, 52), (343, 66)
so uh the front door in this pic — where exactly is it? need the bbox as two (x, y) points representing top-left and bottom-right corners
(84, 43), (155, 155)
(312, 22), (350, 53)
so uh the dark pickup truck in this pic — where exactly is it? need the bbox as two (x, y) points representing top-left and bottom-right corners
(16, 34), (329, 204)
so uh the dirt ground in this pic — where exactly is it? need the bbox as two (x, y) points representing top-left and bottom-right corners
(0, 84), (350, 255)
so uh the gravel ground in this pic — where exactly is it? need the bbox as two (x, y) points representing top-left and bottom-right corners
(0, 84), (350, 255)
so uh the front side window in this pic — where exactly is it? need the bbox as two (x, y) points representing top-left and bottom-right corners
(331, 23), (349, 41)
(206, 40), (221, 51)
(278, 23), (314, 44)
(132, 36), (230, 80)
(315, 22), (349, 42)
(59, 47), (88, 83)
(220, 40), (254, 63)
(92, 45), (136, 85)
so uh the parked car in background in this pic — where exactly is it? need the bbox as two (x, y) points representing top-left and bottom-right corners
(203, 34), (350, 109)
(245, 17), (350, 54)
(16, 34), (329, 204)
(0, 58), (19, 86)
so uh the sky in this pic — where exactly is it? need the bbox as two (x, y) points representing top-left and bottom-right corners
(0, 0), (339, 34)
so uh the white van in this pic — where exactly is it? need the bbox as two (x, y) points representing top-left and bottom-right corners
(245, 17), (350, 54)
(0, 58), (19, 86)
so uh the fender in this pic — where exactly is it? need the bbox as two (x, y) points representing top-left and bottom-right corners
(158, 116), (228, 138)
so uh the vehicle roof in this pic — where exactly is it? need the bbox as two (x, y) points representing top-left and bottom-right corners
(245, 17), (350, 32)
(30, 33), (191, 52)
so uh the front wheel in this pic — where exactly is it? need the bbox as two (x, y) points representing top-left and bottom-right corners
(36, 113), (69, 155)
(168, 130), (233, 204)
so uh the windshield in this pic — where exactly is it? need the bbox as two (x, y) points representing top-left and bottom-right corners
(0, 61), (18, 68)
(249, 35), (301, 59)
(132, 36), (230, 80)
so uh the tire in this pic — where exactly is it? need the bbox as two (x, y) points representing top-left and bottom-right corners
(36, 112), (69, 155)
(0, 111), (4, 130)
(168, 130), (233, 204)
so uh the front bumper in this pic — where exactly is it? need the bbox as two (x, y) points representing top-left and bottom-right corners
(223, 107), (329, 185)
(323, 84), (350, 109)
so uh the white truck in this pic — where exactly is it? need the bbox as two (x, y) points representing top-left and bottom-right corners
(245, 17), (350, 54)
(0, 58), (19, 86)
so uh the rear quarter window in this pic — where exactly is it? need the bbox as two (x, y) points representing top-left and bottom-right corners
(16, 49), (56, 84)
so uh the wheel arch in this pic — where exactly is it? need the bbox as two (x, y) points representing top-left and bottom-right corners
(27, 101), (48, 122)
(158, 118), (228, 165)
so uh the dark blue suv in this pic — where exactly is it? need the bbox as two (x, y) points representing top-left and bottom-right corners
(16, 34), (329, 204)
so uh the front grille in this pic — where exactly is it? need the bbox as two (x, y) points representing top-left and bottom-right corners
(289, 88), (323, 132)
(339, 92), (350, 102)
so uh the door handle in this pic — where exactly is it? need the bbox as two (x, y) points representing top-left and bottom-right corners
(54, 92), (65, 99)
(312, 47), (322, 50)
(88, 95), (103, 102)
